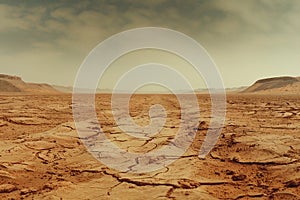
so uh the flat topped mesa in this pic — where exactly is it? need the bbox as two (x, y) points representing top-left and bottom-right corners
(243, 76), (300, 93)
(254, 76), (299, 84)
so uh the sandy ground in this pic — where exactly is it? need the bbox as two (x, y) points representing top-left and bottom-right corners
(0, 93), (299, 199)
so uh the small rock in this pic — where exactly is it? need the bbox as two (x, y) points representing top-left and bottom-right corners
(42, 184), (53, 190)
(20, 188), (37, 195)
(232, 174), (247, 181)
(225, 170), (235, 175)
(0, 184), (17, 193)
(285, 180), (300, 188)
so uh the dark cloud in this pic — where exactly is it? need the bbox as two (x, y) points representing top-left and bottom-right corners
(0, 0), (300, 87)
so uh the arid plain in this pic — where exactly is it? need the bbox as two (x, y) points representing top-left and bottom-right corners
(0, 93), (299, 199)
(0, 75), (300, 199)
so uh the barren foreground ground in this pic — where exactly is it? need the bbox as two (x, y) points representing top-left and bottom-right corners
(0, 94), (299, 199)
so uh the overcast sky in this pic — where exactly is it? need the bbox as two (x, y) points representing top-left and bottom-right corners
(0, 0), (300, 89)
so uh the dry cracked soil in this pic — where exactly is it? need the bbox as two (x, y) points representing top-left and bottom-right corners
(0, 93), (299, 199)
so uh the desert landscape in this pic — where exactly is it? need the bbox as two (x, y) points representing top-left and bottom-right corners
(1, 0), (300, 199)
(0, 74), (299, 199)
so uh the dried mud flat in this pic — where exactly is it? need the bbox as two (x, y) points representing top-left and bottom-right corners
(0, 93), (299, 200)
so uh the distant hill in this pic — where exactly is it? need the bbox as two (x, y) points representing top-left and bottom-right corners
(54, 86), (248, 94)
(52, 85), (73, 93)
(0, 74), (60, 94)
(52, 85), (113, 93)
(243, 76), (300, 94)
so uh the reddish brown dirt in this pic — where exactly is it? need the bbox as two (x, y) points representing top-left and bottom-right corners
(0, 94), (299, 199)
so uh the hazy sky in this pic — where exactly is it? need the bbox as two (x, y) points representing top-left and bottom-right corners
(1, 0), (300, 89)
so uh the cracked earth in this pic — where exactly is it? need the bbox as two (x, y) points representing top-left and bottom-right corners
(0, 94), (299, 199)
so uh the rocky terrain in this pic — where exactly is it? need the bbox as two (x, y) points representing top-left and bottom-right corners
(0, 74), (59, 94)
(0, 93), (299, 199)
